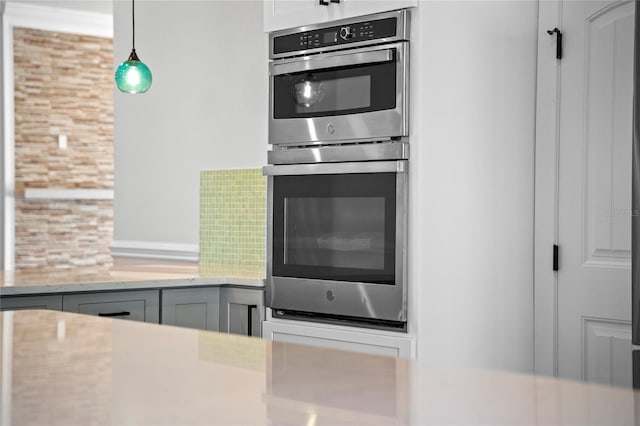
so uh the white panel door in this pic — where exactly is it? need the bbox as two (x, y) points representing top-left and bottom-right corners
(556, 0), (634, 385)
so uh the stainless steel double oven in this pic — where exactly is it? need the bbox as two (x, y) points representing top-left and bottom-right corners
(264, 9), (410, 331)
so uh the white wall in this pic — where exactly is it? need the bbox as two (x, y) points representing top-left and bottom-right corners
(113, 1), (267, 250)
(409, 1), (538, 372)
(112, 0), (537, 372)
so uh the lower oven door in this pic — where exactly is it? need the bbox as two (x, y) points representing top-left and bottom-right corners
(263, 161), (408, 326)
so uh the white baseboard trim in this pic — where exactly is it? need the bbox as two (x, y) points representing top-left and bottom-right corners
(111, 240), (199, 263)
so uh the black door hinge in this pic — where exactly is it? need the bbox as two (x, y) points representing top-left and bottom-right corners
(553, 244), (559, 271)
(547, 28), (563, 59)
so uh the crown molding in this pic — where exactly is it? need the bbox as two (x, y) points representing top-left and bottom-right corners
(3, 2), (113, 39)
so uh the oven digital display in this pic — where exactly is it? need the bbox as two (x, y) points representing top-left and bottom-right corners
(323, 31), (337, 43)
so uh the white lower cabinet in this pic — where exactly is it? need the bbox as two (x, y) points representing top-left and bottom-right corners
(63, 290), (160, 324)
(263, 316), (415, 358)
(0, 295), (63, 311)
(161, 287), (220, 331)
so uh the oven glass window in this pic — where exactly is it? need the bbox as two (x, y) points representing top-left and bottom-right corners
(273, 54), (396, 119)
(272, 173), (396, 284)
(285, 197), (385, 269)
(294, 75), (371, 114)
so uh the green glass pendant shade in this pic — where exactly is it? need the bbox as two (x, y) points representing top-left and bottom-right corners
(115, 49), (152, 94)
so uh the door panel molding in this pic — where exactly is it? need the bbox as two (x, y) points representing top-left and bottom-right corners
(582, 316), (632, 387)
(582, 0), (634, 268)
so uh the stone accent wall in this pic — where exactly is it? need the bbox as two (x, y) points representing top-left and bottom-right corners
(14, 199), (113, 268)
(13, 27), (114, 269)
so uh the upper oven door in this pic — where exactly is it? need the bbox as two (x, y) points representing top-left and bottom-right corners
(269, 42), (408, 146)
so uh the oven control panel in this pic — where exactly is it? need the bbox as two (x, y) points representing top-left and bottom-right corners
(273, 16), (398, 55)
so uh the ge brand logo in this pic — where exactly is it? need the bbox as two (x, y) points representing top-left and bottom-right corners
(326, 290), (335, 301)
(327, 124), (335, 134)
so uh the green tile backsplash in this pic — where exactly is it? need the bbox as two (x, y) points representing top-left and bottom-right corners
(199, 169), (266, 278)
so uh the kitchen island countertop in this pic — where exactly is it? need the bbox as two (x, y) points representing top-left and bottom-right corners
(0, 260), (263, 296)
(1, 309), (638, 425)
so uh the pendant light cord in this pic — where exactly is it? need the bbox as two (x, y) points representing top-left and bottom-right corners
(132, 0), (136, 50)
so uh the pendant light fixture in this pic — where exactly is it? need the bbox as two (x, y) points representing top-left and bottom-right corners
(115, 0), (152, 93)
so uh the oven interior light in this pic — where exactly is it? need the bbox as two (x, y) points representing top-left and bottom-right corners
(303, 81), (312, 99)
(294, 76), (323, 107)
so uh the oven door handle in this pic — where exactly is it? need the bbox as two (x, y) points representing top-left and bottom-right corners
(262, 160), (407, 176)
(270, 48), (394, 76)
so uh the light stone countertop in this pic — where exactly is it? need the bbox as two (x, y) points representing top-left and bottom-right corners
(0, 260), (263, 296)
(1, 309), (638, 426)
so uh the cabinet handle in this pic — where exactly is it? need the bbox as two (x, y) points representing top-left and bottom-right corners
(247, 305), (257, 337)
(98, 311), (131, 317)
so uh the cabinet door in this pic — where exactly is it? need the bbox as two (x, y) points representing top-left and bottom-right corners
(263, 319), (414, 358)
(264, 0), (331, 32)
(264, 0), (417, 32)
(340, 0), (417, 23)
(63, 290), (159, 323)
(0, 295), (63, 311)
(161, 287), (220, 331)
(219, 288), (264, 337)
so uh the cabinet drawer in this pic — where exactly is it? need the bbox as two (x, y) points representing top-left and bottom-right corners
(0, 295), (63, 311)
(63, 290), (160, 323)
